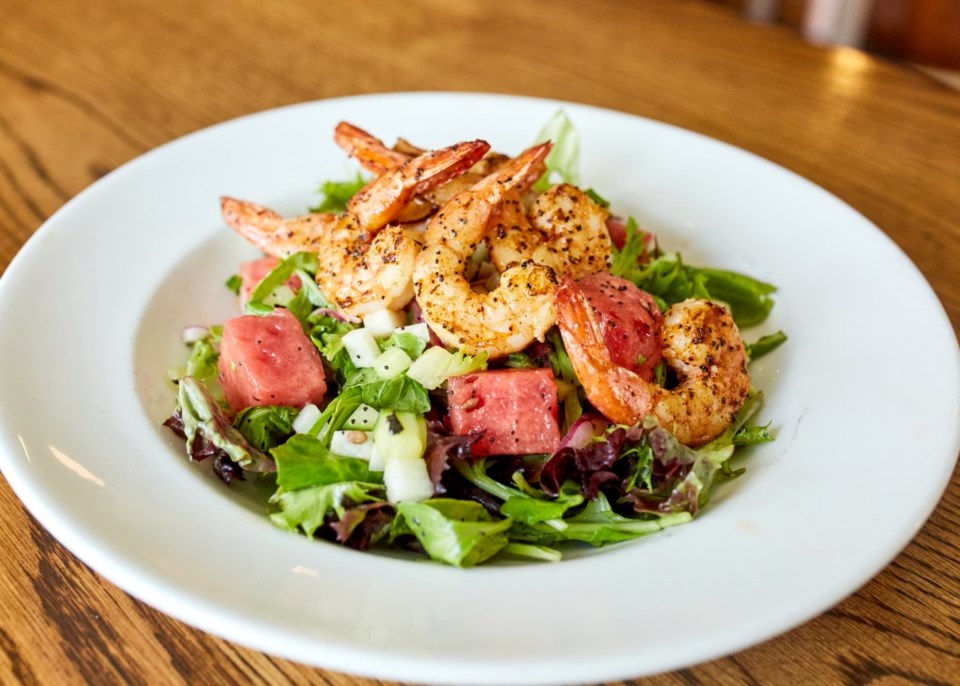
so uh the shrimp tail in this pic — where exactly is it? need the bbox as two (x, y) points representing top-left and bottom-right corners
(555, 275), (655, 426)
(334, 122), (410, 176)
(348, 139), (491, 231)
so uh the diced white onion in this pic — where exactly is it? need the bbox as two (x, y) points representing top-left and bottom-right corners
(292, 403), (321, 434)
(398, 322), (431, 344)
(342, 328), (382, 367)
(182, 326), (209, 344)
(384, 456), (434, 503)
(330, 430), (376, 460)
(362, 308), (407, 337)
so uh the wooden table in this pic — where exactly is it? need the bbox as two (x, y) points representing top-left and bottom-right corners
(2, 1), (958, 683)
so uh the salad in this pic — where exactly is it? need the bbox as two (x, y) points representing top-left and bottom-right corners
(164, 113), (786, 567)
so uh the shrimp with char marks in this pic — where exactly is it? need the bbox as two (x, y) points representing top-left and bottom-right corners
(413, 142), (558, 357)
(221, 137), (490, 318)
(556, 275), (750, 446)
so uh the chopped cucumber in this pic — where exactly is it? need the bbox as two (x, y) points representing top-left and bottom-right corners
(344, 403), (379, 430)
(405, 347), (454, 389)
(374, 347), (413, 380)
(374, 411), (430, 503)
(342, 328), (381, 367)
(406, 346), (488, 390)
(373, 411), (426, 463)
(362, 308), (406, 337)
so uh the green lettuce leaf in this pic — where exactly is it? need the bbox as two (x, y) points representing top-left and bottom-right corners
(394, 499), (512, 567)
(245, 252), (321, 316)
(270, 481), (385, 537)
(234, 405), (298, 451)
(533, 110), (580, 192)
(272, 433), (376, 491)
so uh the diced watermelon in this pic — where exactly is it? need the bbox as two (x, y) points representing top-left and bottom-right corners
(577, 272), (663, 382)
(447, 368), (561, 457)
(238, 256), (302, 308)
(217, 308), (326, 412)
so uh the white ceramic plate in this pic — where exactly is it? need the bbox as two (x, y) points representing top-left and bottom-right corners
(0, 93), (958, 685)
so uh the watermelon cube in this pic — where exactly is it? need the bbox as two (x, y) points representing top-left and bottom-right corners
(217, 308), (326, 412)
(447, 368), (561, 456)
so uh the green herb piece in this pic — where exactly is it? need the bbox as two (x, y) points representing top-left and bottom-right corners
(584, 188), (610, 208)
(746, 331), (788, 360)
(225, 274), (242, 295)
(309, 172), (367, 214)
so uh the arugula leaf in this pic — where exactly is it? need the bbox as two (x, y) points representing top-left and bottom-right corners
(270, 481), (385, 537)
(746, 331), (788, 360)
(234, 405), (298, 451)
(394, 499), (512, 567)
(511, 493), (692, 546)
(272, 433), (376, 491)
(309, 172), (367, 214)
(533, 110), (580, 192)
(245, 252), (320, 316)
(610, 217), (650, 278)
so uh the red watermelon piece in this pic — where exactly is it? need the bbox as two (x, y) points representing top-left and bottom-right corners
(218, 308), (326, 412)
(447, 368), (561, 457)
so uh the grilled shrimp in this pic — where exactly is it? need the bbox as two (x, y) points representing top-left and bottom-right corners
(487, 184), (611, 279)
(336, 122), (608, 279)
(334, 121), (513, 211)
(556, 275), (750, 446)
(221, 138), (490, 317)
(413, 142), (558, 356)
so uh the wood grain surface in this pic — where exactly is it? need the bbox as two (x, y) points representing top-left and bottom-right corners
(1, 1), (959, 684)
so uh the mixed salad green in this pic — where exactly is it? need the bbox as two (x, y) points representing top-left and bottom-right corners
(165, 114), (786, 567)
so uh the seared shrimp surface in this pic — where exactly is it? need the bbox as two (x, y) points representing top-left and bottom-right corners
(556, 276), (750, 446)
(414, 142), (558, 357)
(488, 184), (611, 279)
(222, 138), (490, 317)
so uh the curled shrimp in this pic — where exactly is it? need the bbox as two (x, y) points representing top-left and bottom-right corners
(487, 184), (611, 279)
(334, 121), (512, 214)
(413, 142), (558, 356)
(222, 138), (489, 317)
(556, 275), (750, 446)
(335, 122), (609, 279)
